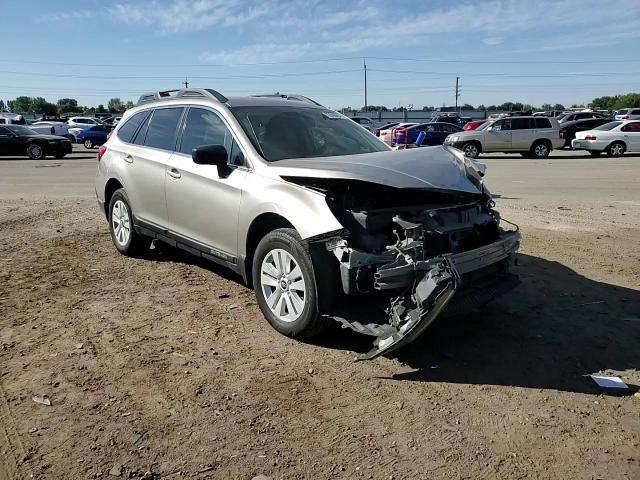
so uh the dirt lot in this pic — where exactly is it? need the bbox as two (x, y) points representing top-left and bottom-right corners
(1, 152), (639, 479)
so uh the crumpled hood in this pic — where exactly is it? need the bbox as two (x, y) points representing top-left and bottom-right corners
(270, 145), (485, 195)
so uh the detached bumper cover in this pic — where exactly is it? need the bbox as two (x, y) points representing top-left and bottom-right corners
(331, 231), (521, 360)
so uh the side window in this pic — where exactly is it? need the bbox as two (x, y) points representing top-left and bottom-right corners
(178, 107), (233, 156)
(502, 119), (512, 131)
(425, 124), (436, 132)
(535, 117), (552, 129)
(0, 126), (9, 134)
(143, 107), (184, 151)
(632, 110), (640, 115)
(622, 122), (640, 132)
(116, 110), (150, 143)
(229, 140), (245, 166)
(492, 120), (503, 131)
(511, 118), (531, 130)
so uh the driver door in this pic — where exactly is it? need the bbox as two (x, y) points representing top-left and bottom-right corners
(165, 107), (247, 261)
(0, 126), (22, 155)
(485, 119), (512, 151)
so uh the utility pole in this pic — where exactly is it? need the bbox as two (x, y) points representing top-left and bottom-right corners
(363, 57), (368, 113)
(183, 77), (189, 88)
(455, 76), (460, 112)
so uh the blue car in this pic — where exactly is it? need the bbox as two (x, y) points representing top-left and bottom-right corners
(393, 122), (463, 147)
(77, 125), (109, 149)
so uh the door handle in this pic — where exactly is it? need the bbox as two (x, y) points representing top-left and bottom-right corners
(167, 168), (181, 179)
(123, 154), (134, 164)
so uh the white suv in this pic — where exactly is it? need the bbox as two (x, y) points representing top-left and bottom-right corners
(445, 116), (563, 158)
(95, 88), (520, 359)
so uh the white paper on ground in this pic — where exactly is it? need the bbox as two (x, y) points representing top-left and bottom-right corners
(590, 375), (628, 389)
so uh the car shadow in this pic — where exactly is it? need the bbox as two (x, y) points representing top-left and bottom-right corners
(316, 253), (640, 396)
(139, 243), (639, 396)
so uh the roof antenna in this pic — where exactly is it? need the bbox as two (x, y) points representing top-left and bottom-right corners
(182, 77), (189, 88)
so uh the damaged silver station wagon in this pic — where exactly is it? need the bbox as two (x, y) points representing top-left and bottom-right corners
(95, 88), (520, 360)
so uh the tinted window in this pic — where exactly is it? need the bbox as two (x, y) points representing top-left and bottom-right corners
(229, 140), (245, 166)
(535, 118), (552, 128)
(179, 107), (233, 155)
(621, 122), (640, 131)
(595, 121), (622, 131)
(632, 110), (640, 115)
(143, 108), (184, 151)
(116, 110), (150, 143)
(511, 118), (531, 130)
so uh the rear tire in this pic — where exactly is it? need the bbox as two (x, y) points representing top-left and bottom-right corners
(530, 141), (550, 158)
(108, 189), (150, 256)
(606, 141), (625, 157)
(252, 228), (328, 340)
(83, 139), (94, 149)
(27, 143), (45, 160)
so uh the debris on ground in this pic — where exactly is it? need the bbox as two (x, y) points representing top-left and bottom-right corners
(589, 375), (628, 389)
(31, 395), (51, 406)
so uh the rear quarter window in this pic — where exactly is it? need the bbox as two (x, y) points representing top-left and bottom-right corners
(535, 118), (552, 128)
(116, 110), (150, 143)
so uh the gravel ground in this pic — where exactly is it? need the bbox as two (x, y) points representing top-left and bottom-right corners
(1, 150), (639, 479)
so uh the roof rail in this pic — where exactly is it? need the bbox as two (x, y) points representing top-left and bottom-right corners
(253, 93), (323, 107)
(136, 88), (228, 106)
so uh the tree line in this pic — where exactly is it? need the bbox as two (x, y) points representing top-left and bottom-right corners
(0, 97), (135, 116)
(350, 92), (640, 113)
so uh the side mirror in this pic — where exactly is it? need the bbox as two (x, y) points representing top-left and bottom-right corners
(192, 144), (231, 177)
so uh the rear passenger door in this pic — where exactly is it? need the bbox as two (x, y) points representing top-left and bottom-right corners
(165, 107), (247, 261)
(117, 107), (184, 230)
(510, 117), (533, 150)
(621, 121), (640, 150)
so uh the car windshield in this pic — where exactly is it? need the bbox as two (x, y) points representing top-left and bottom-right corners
(594, 121), (622, 131)
(231, 106), (390, 161)
(6, 125), (38, 135)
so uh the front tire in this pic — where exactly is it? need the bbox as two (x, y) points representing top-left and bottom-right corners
(27, 143), (45, 160)
(84, 139), (94, 149)
(606, 141), (625, 157)
(461, 142), (480, 159)
(108, 189), (150, 256)
(252, 228), (326, 339)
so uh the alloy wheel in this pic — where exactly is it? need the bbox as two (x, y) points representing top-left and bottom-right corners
(534, 143), (549, 158)
(111, 200), (131, 247)
(260, 248), (306, 322)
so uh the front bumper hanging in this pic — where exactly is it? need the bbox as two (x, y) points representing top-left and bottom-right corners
(329, 232), (521, 360)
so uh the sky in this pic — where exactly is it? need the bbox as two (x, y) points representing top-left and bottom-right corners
(1, 0), (639, 110)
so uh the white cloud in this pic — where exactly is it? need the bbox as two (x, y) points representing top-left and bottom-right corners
(482, 37), (504, 46)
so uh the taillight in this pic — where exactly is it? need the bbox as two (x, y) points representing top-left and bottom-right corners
(585, 135), (597, 140)
(623, 115), (629, 119)
(97, 145), (107, 161)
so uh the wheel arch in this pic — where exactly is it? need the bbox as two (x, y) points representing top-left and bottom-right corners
(530, 138), (552, 151)
(104, 178), (124, 219)
(607, 139), (626, 150)
(244, 212), (296, 287)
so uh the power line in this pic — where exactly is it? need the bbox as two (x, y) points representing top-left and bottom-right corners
(369, 68), (640, 78)
(0, 69), (361, 80)
(0, 55), (636, 68)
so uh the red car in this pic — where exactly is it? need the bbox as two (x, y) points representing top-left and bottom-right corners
(463, 120), (486, 131)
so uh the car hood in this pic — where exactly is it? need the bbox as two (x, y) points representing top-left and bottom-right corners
(270, 146), (486, 196)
